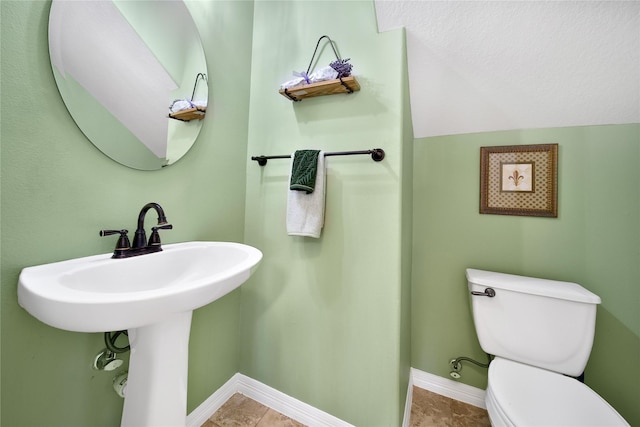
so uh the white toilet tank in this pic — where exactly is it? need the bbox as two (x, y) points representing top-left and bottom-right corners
(466, 269), (602, 377)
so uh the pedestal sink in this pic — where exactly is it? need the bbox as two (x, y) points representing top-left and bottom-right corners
(18, 241), (262, 427)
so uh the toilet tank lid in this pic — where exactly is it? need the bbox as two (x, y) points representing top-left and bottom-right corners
(466, 269), (601, 304)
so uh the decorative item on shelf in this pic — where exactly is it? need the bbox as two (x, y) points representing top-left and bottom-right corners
(168, 73), (207, 121)
(330, 58), (353, 78)
(279, 35), (360, 102)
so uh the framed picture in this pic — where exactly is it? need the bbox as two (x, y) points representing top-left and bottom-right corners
(480, 144), (558, 217)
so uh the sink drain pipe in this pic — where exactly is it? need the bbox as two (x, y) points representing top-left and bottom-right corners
(105, 330), (130, 353)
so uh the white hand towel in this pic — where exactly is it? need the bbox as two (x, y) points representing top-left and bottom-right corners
(286, 151), (326, 238)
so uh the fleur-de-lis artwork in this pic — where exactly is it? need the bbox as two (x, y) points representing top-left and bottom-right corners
(509, 170), (525, 185)
(481, 144), (557, 217)
(501, 162), (534, 192)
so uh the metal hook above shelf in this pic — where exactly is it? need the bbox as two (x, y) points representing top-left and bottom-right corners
(190, 73), (207, 100)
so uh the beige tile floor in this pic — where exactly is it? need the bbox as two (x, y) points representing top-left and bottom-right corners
(201, 387), (490, 427)
(409, 387), (491, 427)
(201, 393), (305, 427)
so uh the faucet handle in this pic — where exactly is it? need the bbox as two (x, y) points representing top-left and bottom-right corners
(100, 229), (131, 250)
(148, 224), (173, 246)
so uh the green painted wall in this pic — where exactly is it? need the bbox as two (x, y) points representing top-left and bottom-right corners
(241, 1), (411, 425)
(3, 1), (637, 426)
(411, 124), (640, 425)
(0, 1), (254, 426)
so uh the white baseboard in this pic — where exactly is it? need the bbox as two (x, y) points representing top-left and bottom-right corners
(187, 368), (485, 427)
(410, 367), (486, 409)
(186, 373), (354, 427)
(401, 373), (414, 427)
(236, 374), (354, 427)
(186, 373), (241, 427)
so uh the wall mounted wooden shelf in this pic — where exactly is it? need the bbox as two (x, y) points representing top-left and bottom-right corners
(279, 76), (360, 102)
(168, 106), (206, 122)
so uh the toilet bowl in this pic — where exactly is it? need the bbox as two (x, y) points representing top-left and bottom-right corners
(466, 269), (629, 426)
(486, 358), (628, 426)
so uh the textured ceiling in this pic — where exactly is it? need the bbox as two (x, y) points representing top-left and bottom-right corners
(374, 1), (640, 138)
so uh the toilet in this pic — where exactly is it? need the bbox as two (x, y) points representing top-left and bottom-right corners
(466, 268), (630, 426)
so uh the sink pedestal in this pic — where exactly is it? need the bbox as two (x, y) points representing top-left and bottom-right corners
(121, 311), (193, 427)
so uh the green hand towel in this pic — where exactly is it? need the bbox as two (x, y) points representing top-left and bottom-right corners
(290, 150), (321, 193)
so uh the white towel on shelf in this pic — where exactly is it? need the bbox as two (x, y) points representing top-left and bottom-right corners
(286, 151), (326, 238)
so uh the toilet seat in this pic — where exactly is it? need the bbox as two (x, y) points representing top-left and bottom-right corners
(487, 358), (629, 426)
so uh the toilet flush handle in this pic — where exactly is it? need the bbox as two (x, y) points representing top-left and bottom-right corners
(471, 287), (496, 297)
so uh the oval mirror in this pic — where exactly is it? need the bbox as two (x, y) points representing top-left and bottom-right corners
(48, 0), (208, 170)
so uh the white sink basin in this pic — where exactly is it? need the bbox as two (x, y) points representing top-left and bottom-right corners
(18, 241), (262, 333)
(18, 240), (262, 427)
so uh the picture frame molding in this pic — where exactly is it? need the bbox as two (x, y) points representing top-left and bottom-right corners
(480, 143), (558, 217)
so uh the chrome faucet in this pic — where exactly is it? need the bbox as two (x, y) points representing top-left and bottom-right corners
(100, 202), (173, 258)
